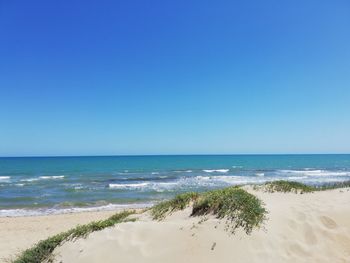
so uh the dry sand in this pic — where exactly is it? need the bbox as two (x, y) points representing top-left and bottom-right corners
(0, 210), (118, 262)
(54, 188), (350, 263)
(2, 188), (350, 262)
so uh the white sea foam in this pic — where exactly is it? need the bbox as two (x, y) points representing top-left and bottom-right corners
(256, 173), (265, 177)
(20, 175), (65, 182)
(203, 175), (266, 185)
(151, 172), (159, 175)
(0, 176), (10, 180)
(73, 185), (85, 190)
(109, 182), (150, 189)
(107, 174), (323, 192)
(195, 176), (210, 180)
(278, 169), (322, 174)
(173, 170), (193, 173)
(191, 172), (350, 186)
(20, 178), (39, 182)
(39, 175), (65, 179)
(157, 182), (179, 191)
(109, 181), (180, 191)
(287, 176), (308, 180)
(203, 169), (229, 173)
(278, 170), (349, 177)
(0, 203), (152, 217)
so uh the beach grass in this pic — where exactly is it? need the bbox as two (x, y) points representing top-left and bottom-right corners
(261, 180), (350, 194)
(13, 210), (135, 263)
(263, 180), (315, 193)
(151, 186), (267, 234)
(192, 187), (267, 234)
(151, 192), (200, 220)
(316, 180), (350, 190)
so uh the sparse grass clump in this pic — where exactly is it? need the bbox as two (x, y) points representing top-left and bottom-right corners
(151, 192), (199, 220)
(262, 180), (350, 194)
(151, 187), (267, 234)
(316, 180), (350, 191)
(263, 180), (314, 193)
(192, 187), (267, 234)
(13, 210), (135, 263)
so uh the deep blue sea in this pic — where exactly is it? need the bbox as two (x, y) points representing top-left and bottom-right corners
(1, 155), (350, 216)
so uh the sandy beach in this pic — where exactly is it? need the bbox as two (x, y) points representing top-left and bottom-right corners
(3, 187), (350, 263)
(2, 0), (350, 261)
(0, 210), (119, 262)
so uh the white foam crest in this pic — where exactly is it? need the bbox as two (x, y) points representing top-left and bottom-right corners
(287, 176), (308, 180)
(279, 169), (321, 174)
(72, 184), (85, 190)
(109, 181), (180, 192)
(20, 175), (65, 182)
(0, 176), (10, 181)
(195, 176), (211, 180)
(208, 175), (266, 185)
(278, 170), (349, 177)
(112, 171), (350, 192)
(203, 169), (229, 173)
(155, 182), (178, 186)
(189, 175), (259, 186)
(39, 175), (65, 179)
(20, 178), (39, 182)
(109, 182), (150, 189)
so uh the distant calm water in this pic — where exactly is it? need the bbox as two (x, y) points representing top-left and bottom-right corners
(1, 155), (350, 216)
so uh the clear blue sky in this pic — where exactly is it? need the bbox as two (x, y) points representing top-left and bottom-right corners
(1, 0), (350, 156)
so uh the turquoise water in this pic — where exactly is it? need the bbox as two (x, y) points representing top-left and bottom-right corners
(1, 155), (350, 216)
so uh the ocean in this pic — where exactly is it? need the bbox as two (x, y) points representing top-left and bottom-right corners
(1, 154), (350, 217)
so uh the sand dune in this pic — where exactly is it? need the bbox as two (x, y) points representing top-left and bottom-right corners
(0, 210), (118, 262)
(53, 188), (350, 263)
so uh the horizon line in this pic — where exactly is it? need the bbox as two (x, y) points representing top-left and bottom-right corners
(1, 153), (350, 158)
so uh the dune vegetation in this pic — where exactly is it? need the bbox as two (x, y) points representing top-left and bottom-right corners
(151, 186), (267, 234)
(150, 192), (200, 220)
(262, 180), (315, 193)
(13, 210), (136, 263)
(260, 180), (350, 193)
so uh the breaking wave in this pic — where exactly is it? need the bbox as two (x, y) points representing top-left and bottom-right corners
(0, 203), (151, 217)
(277, 170), (350, 177)
(0, 176), (10, 181)
(203, 169), (229, 173)
(39, 175), (65, 179)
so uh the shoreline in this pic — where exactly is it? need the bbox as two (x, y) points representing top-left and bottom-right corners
(0, 202), (152, 218)
(2, 178), (350, 218)
(4, 184), (350, 262)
